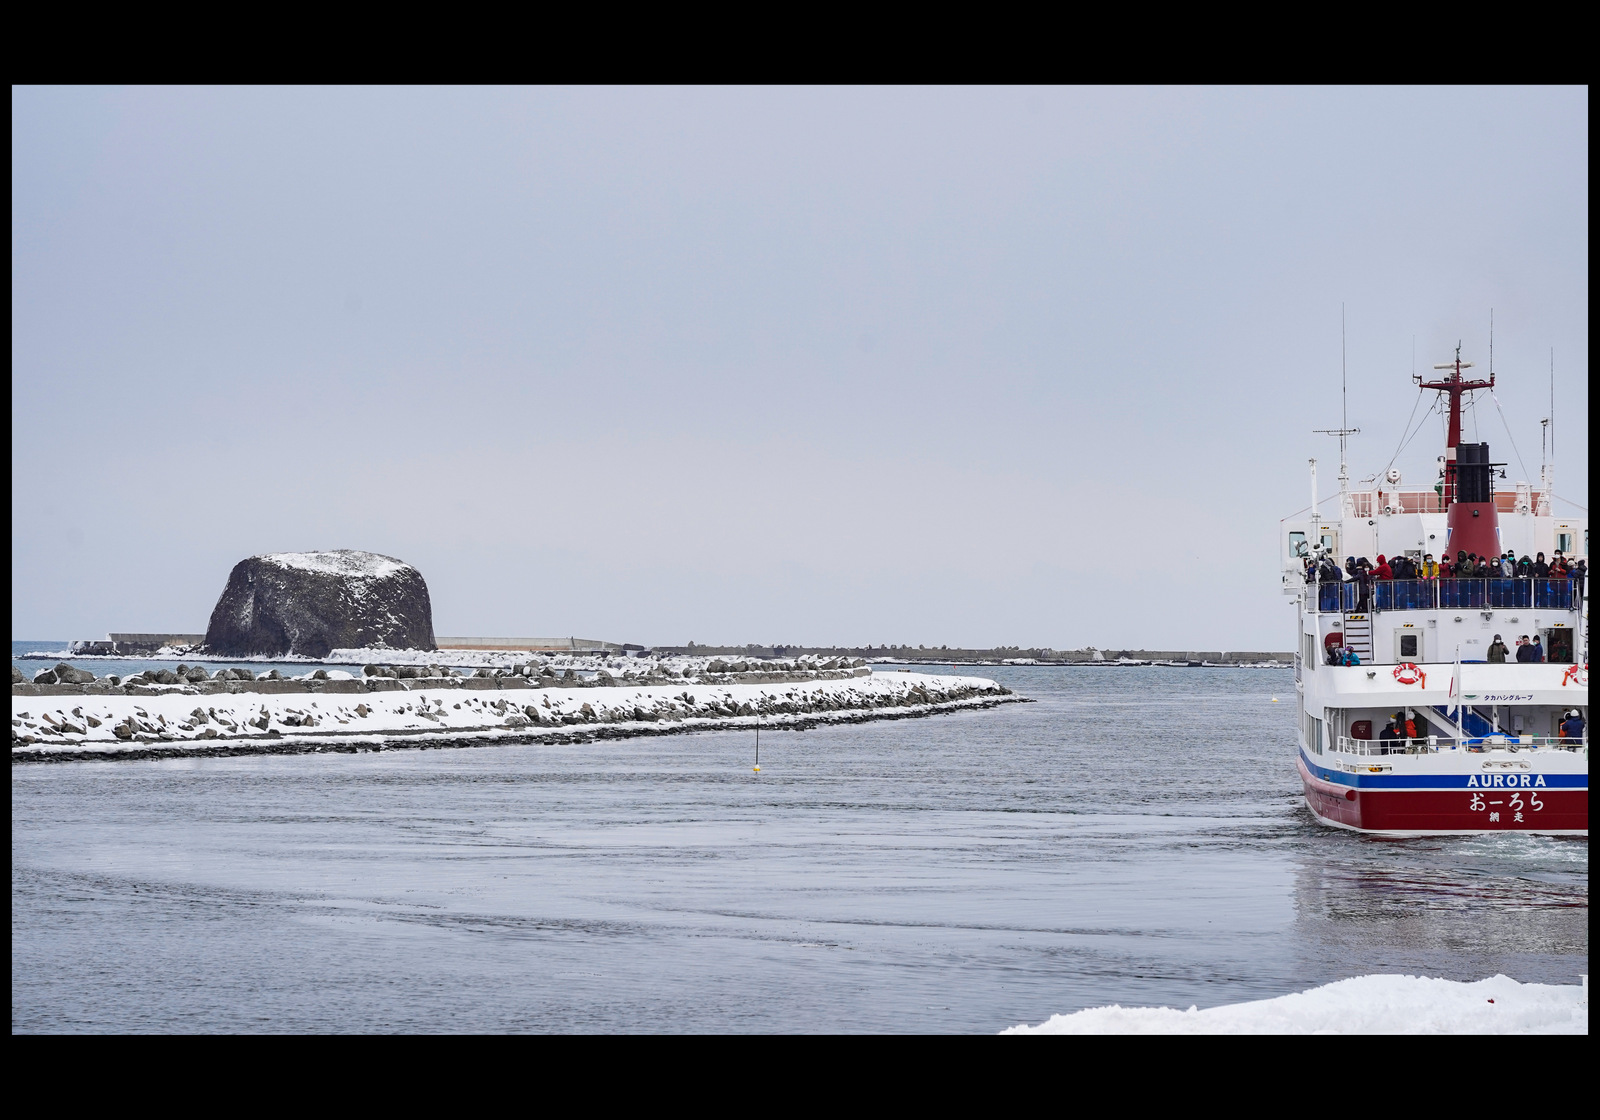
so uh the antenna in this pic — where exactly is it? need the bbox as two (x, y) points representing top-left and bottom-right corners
(1546, 348), (1555, 512)
(1314, 304), (1359, 501)
(1489, 309), (1494, 376)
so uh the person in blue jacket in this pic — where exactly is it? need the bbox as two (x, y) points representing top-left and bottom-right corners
(1560, 710), (1585, 745)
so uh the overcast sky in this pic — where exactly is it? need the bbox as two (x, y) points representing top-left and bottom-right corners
(12, 86), (1588, 650)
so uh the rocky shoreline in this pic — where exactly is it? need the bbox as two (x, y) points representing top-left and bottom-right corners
(13, 667), (1020, 763)
(14, 693), (1023, 764)
(14, 663), (873, 698)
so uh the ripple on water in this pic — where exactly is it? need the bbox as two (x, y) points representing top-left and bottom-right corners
(12, 665), (1586, 1033)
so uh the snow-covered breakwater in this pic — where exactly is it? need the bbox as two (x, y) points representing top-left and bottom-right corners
(12, 670), (1019, 762)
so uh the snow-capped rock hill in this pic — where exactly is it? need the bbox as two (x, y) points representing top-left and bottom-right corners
(201, 550), (435, 659)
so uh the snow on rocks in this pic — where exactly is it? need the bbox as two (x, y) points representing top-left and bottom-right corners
(1003, 974), (1588, 1035)
(13, 671), (1017, 760)
(257, 551), (412, 580)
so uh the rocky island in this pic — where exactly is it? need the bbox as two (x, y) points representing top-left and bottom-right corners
(202, 550), (435, 659)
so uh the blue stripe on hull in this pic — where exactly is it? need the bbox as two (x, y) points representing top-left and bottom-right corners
(1298, 749), (1587, 791)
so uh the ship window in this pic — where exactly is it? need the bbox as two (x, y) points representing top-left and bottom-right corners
(1399, 634), (1418, 658)
(1289, 531), (1308, 558)
(1302, 710), (1326, 755)
(1557, 531), (1574, 554)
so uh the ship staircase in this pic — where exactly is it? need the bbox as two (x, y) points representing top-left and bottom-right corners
(1431, 705), (1496, 737)
(1341, 613), (1373, 664)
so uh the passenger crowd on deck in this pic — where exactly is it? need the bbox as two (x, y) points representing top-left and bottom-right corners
(1304, 548), (1586, 596)
(1306, 543), (1586, 667)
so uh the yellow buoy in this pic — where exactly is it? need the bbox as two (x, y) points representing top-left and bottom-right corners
(1271, 697), (1279, 702)
(753, 766), (761, 772)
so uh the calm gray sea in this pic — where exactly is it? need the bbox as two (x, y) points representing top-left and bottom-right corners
(11, 664), (1587, 1033)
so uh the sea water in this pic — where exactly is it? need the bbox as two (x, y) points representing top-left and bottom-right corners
(11, 661), (1587, 1033)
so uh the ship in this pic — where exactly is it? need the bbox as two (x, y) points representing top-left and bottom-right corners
(1282, 344), (1587, 835)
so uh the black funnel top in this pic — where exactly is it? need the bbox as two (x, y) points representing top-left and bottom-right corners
(1456, 442), (1493, 504)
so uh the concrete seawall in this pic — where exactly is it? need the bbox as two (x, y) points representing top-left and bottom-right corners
(658, 645), (1291, 664)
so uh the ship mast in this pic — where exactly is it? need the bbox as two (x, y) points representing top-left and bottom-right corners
(1313, 304), (1360, 518)
(1416, 342), (1493, 509)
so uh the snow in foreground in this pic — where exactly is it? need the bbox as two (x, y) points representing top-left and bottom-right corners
(1004, 974), (1587, 1035)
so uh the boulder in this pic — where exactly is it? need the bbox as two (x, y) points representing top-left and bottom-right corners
(33, 669), (59, 685)
(12, 667), (24, 684)
(184, 666), (209, 683)
(200, 550), (435, 659)
(52, 663), (95, 684)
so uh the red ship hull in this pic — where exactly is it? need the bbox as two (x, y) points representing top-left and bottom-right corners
(1298, 755), (1588, 835)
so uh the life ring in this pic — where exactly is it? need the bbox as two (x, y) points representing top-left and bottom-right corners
(1562, 664), (1588, 687)
(1393, 663), (1426, 687)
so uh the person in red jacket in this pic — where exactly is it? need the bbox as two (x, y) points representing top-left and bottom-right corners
(1373, 555), (1394, 580)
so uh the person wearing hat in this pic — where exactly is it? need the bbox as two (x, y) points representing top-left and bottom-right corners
(1487, 634), (1509, 663)
(1561, 709), (1586, 745)
(1529, 634), (1545, 662)
(1353, 557), (1374, 610)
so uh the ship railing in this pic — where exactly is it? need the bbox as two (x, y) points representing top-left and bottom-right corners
(1309, 578), (1576, 613)
(1333, 734), (1583, 756)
